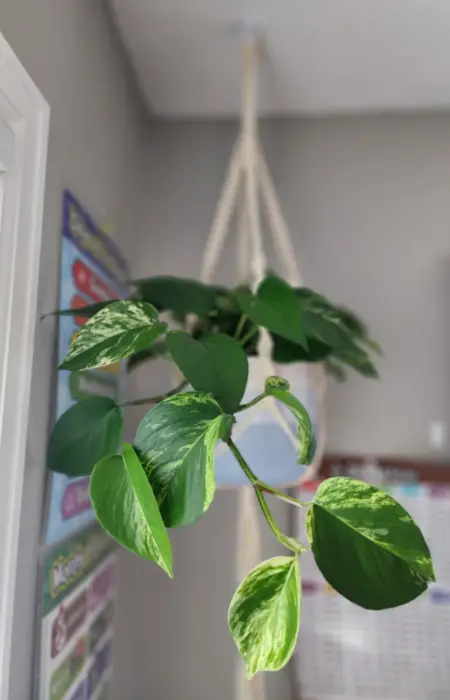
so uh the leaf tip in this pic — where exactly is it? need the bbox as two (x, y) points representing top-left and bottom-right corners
(162, 559), (174, 579)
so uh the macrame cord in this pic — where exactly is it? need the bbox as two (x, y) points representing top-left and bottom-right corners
(197, 37), (327, 700)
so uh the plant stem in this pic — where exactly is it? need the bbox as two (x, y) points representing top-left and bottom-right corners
(121, 380), (188, 408)
(254, 483), (310, 509)
(236, 393), (266, 413)
(227, 438), (306, 554)
(234, 314), (247, 340)
(239, 325), (259, 348)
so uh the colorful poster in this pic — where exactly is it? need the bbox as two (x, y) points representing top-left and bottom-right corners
(39, 524), (117, 700)
(44, 190), (129, 546)
(294, 471), (450, 700)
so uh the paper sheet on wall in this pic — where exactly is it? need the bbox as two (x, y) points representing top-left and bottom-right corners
(38, 524), (117, 700)
(43, 190), (128, 546)
(294, 477), (450, 700)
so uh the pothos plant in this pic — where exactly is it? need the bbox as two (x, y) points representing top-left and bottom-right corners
(47, 274), (434, 678)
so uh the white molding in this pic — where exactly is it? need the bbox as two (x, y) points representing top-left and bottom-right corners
(0, 32), (50, 700)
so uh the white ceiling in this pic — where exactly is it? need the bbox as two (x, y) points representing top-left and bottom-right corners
(110, 0), (450, 118)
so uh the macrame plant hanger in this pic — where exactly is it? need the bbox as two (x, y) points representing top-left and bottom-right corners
(197, 34), (327, 700)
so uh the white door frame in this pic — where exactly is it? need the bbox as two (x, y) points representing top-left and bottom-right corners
(0, 33), (49, 699)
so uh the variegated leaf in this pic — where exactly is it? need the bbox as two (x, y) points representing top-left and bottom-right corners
(59, 300), (167, 371)
(264, 382), (312, 464)
(135, 392), (229, 527)
(90, 443), (173, 577)
(307, 477), (435, 609)
(229, 556), (301, 678)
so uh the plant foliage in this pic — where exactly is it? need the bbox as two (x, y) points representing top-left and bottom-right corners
(46, 273), (434, 678)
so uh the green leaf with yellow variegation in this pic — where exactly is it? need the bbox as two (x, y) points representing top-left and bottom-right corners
(90, 443), (173, 577)
(306, 477), (435, 610)
(135, 392), (228, 527)
(229, 556), (301, 678)
(59, 300), (167, 371)
(265, 381), (312, 464)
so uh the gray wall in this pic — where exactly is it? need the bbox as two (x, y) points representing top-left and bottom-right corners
(119, 114), (450, 700)
(0, 1), (149, 698)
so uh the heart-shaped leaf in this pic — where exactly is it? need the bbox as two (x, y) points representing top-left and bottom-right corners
(306, 477), (435, 610)
(47, 397), (123, 476)
(59, 300), (167, 371)
(135, 393), (228, 527)
(132, 275), (219, 317)
(90, 443), (173, 577)
(166, 331), (248, 414)
(265, 381), (312, 464)
(237, 277), (308, 348)
(229, 556), (301, 678)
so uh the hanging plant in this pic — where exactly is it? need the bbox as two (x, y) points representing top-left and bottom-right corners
(59, 273), (381, 378)
(47, 274), (434, 678)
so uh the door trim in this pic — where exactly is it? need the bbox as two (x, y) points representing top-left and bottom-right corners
(0, 32), (50, 699)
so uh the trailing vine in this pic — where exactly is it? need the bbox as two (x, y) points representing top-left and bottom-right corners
(46, 274), (434, 677)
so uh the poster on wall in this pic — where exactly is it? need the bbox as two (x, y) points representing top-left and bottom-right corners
(293, 457), (450, 700)
(38, 524), (117, 700)
(44, 190), (129, 546)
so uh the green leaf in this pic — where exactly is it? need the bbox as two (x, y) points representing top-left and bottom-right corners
(134, 392), (227, 527)
(132, 275), (219, 317)
(47, 397), (123, 476)
(166, 331), (248, 414)
(335, 348), (379, 378)
(306, 432), (317, 464)
(306, 477), (435, 610)
(43, 300), (116, 319)
(90, 444), (173, 577)
(237, 277), (308, 348)
(228, 556), (301, 678)
(303, 310), (356, 353)
(335, 306), (368, 338)
(264, 384), (312, 464)
(59, 300), (167, 371)
(272, 334), (332, 364)
(324, 358), (348, 382)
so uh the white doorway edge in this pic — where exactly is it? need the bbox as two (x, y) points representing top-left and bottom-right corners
(0, 32), (50, 700)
